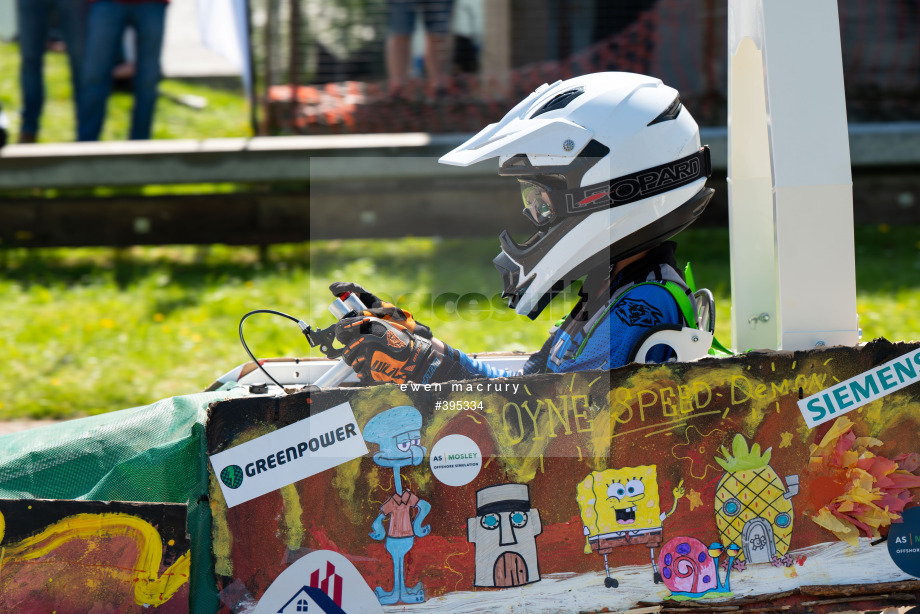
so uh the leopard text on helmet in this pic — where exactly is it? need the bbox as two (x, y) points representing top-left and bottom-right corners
(439, 72), (713, 319)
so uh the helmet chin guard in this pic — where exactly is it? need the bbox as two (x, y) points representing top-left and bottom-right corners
(439, 72), (714, 318)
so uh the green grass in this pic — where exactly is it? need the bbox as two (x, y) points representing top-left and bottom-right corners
(0, 42), (249, 143)
(1, 226), (918, 419)
(855, 223), (920, 342)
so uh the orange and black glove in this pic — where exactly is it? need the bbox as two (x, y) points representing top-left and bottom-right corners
(335, 317), (476, 385)
(329, 282), (432, 339)
(335, 316), (442, 384)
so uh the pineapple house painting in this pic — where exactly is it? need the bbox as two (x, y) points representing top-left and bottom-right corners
(714, 435), (799, 564)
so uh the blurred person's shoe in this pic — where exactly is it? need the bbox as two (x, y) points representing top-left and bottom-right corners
(426, 86), (450, 105)
(387, 85), (409, 103)
(18, 131), (37, 144)
(113, 76), (134, 93)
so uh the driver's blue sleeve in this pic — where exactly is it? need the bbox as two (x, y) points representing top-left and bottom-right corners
(441, 284), (682, 378)
(437, 340), (546, 379)
(548, 284), (682, 373)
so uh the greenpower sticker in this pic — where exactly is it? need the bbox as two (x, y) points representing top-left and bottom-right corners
(220, 465), (245, 489)
(210, 402), (368, 508)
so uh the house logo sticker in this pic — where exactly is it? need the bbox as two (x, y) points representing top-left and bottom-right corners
(254, 550), (383, 614)
(276, 586), (345, 614)
(308, 561), (343, 607)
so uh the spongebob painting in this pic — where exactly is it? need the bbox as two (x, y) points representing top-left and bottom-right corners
(576, 465), (684, 588)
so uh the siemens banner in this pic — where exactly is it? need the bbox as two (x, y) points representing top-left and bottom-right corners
(798, 347), (920, 428)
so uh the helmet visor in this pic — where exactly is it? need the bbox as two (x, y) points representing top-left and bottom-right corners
(518, 179), (556, 227)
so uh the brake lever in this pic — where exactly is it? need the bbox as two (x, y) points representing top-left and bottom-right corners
(303, 324), (347, 359)
(310, 291), (369, 389)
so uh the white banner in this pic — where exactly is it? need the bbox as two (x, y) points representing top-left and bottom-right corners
(798, 347), (920, 428)
(196, 0), (252, 97)
(210, 402), (368, 508)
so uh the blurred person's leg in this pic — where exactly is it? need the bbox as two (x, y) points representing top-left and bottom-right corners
(16, 0), (53, 142)
(386, 0), (414, 96)
(126, 2), (166, 140)
(55, 0), (88, 133)
(78, 0), (126, 141)
(386, 35), (411, 95)
(568, 0), (594, 52)
(0, 102), (9, 148)
(421, 0), (454, 96)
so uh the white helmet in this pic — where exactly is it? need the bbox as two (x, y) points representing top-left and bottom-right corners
(439, 72), (713, 319)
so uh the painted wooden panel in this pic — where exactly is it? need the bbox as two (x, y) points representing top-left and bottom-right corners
(0, 499), (190, 613)
(206, 340), (920, 613)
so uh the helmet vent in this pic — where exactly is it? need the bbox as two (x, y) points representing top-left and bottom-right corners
(531, 88), (585, 118)
(647, 96), (682, 126)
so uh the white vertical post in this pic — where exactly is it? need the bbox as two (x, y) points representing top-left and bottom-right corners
(727, 0), (859, 352)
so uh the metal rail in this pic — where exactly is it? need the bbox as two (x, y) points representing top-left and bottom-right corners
(2, 124), (919, 190)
